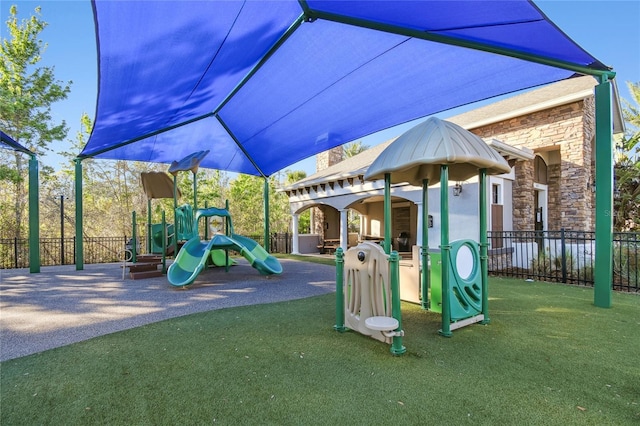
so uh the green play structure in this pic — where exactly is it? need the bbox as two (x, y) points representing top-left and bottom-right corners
(167, 206), (282, 287)
(335, 117), (512, 355)
(140, 171), (179, 256)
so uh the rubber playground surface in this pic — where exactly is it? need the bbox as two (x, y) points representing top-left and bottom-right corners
(0, 258), (336, 362)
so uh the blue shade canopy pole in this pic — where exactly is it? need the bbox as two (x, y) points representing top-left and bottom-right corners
(173, 174), (178, 256)
(264, 178), (270, 252)
(75, 159), (84, 270)
(0, 131), (40, 272)
(28, 154), (40, 273)
(594, 79), (613, 308)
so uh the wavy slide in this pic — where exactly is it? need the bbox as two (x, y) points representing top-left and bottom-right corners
(167, 234), (282, 287)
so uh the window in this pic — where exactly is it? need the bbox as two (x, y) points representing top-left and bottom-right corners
(492, 183), (501, 205)
(534, 156), (548, 184)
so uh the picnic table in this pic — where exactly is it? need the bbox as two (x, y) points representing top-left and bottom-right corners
(318, 238), (340, 254)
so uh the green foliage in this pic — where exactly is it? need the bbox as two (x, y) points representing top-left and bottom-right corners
(1, 4), (70, 154)
(343, 140), (369, 158)
(0, 4), (70, 238)
(614, 81), (640, 231)
(298, 209), (311, 233)
(531, 249), (553, 275)
(227, 174), (292, 236)
(613, 241), (639, 284)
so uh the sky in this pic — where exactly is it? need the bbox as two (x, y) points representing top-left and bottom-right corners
(3, 0), (639, 176)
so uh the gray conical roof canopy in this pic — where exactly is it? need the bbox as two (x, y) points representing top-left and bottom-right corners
(364, 117), (511, 185)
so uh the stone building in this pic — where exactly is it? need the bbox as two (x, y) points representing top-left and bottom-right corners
(283, 76), (624, 254)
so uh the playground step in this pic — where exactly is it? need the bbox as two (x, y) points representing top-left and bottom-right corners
(130, 269), (163, 280)
(128, 262), (161, 273)
(136, 254), (163, 262)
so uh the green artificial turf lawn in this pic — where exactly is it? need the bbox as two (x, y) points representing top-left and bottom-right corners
(1, 278), (638, 425)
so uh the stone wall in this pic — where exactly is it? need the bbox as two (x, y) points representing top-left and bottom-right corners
(471, 99), (595, 231)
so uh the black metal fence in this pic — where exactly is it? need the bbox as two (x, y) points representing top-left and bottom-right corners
(1, 236), (132, 269)
(0, 232), (293, 269)
(3, 231), (637, 293)
(488, 230), (639, 293)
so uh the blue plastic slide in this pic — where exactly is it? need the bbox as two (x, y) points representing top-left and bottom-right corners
(167, 234), (282, 287)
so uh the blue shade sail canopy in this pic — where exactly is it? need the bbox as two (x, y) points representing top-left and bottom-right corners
(81, 0), (613, 177)
(1, 131), (34, 155)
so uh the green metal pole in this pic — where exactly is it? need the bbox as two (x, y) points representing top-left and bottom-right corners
(192, 171), (197, 213)
(75, 159), (84, 270)
(147, 199), (152, 253)
(479, 169), (490, 324)
(204, 200), (209, 240)
(334, 247), (346, 332)
(384, 173), (392, 254)
(263, 178), (270, 252)
(439, 165), (452, 337)
(28, 155), (40, 273)
(173, 175), (178, 256)
(161, 210), (167, 274)
(132, 211), (137, 263)
(421, 179), (429, 309)
(389, 250), (406, 355)
(594, 78), (613, 308)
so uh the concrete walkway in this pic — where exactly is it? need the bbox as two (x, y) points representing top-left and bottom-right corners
(0, 258), (336, 362)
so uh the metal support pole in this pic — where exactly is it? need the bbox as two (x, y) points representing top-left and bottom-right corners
(334, 247), (346, 332)
(28, 155), (40, 273)
(479, 169), (490, 324)
(192, 171), (198, 212)
(173, 174), (178, 256)
(263, 178), (270, 252)
(421, 179), (429, 310)
(439, 165), (452, 337)
(132, 211), (138, 263)
(147, 199), (152, 253)
(389, 250), (406, 355)
(383, 173), (392, 254)
(74, 159), (84, 270)
(594, 78), (613, 308)
(60, 195), (65, 264)
(161, 210), (167, 274)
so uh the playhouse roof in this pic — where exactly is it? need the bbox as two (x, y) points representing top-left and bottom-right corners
(80, 0), (613, 177)
(365, 117), (512, 185)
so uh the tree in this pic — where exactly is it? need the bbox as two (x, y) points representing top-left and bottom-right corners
(343, 140), (369, 159)
(0, 5), (71, 238)
(614, 81), (640, 231)
(284, 170), (310, 233)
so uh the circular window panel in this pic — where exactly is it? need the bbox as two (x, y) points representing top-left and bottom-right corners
(456, 244), (475, 280)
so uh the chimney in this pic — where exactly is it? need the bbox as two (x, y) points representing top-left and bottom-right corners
(316, 146), (344, 172)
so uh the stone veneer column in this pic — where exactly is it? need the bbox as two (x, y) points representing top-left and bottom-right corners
(313, 147), (344, 238)
(512, 161), (534, 231)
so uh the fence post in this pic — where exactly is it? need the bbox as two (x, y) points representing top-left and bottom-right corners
(14, 237), (18, 269)
(73, 236), (76, 265)
(561, 228), (567, 283)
